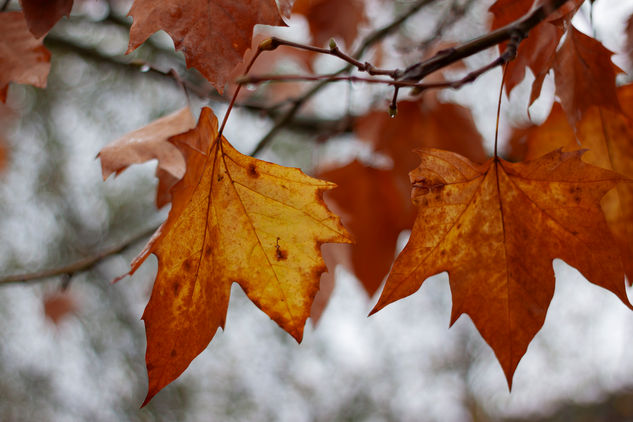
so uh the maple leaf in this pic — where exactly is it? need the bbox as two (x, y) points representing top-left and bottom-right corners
(0, 11), (51, 103)
(372, 148), (631, 385)
(509, 91), (633, 283)
(19, 0), (73, 38)
(489, 0), (562, 98)
(123, 107), (351, 404)
(292, 0), (366, 47)
(126, 0), (286, 93)
(489, 0), (581, 102)
(98, 107), (196, 208)
(553, 26), (622, 125)
(318, 160), (414, 296)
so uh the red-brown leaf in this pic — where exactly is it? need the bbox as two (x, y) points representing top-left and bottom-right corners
(553, 26), (622, 125)
(318, 160), (415, 296)
(372, 148), (630, 386)
(19, 0), (73, 38)
(0, 11), (51, 102)
(98, 108), (196, 208)
(292, 0), (366, 47)
(126, 0), (285, 93)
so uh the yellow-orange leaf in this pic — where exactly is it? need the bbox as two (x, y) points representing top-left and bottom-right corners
(372, 148), (630, 386)
(126, 0), (285, 93)
(126, 107), (351, 404)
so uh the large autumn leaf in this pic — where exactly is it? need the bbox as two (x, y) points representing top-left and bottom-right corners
(372, 148), (630, 385)
(98, 107), (196, 208)
(126, 0), (285, 92)
(0, 11), (51, 102)
(124, 107), (351, 403)
(19, 0), (73, 38)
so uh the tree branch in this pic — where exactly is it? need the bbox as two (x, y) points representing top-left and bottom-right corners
(249, 0), (439, 156)
(396, 0), (570, 81)
(0, 225), (160, 285)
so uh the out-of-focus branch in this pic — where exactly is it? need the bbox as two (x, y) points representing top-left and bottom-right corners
(43, 35), (352, 133)
(0, 226), (159, 285)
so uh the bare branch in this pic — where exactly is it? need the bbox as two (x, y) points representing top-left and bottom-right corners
(0, 226), (159, 285)
(249, 0), (439, 156)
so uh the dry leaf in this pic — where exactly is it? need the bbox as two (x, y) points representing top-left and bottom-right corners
(553, 26), (622, 125)
(511, 91), (633, 283)
(19, 0), (73, 38)
(98, 107), (196, 208)
(123, 107), (351, 404)
(43, 291), (77, 325)
(292, 0), (366, 47)
(372, 148), (630, 385)
(356, 100), (487, 184)
(0, 11), (51, 102)
(126, 0), (285, 93)
(318, 160), (414, 295)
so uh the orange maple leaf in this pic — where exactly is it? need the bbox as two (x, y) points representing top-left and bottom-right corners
(0, 11), (51, 102)
(372, 148), (631, 386)
(19, 0), (73, 38)
(124, 107), (351, 404)
(126, 0), (286, 93)
(98, 107), (196, 208)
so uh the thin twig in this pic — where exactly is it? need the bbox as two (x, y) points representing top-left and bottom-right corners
(396, 0), (569, 81)
(241, 31), (520, 91)
(0, 225), (159, 285)
(249, 0), (438, 156)
(263, 37), (398, 77)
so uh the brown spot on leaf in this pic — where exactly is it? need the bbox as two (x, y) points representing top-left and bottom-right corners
(172, 282), (180, 295)
(170, 349), (177, 357)
(275, 237), (288, 261)
(248, 163), (259, 178)
(182, 258), (193, 271)
(204, 245), (213, 257)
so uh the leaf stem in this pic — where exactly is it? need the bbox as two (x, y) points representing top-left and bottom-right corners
(494, 63), (509, 159)
(217, 44), (264, 139)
